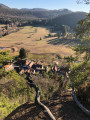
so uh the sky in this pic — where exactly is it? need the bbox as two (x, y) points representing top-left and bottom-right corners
(0, 0), (90, 12)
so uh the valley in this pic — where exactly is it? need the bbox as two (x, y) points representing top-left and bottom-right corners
(0, 2), (90, 120)
(0, 26), (75, 57)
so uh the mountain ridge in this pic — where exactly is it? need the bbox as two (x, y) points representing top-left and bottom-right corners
(0, 3), (87, 29)
(0, 3), (86, 20)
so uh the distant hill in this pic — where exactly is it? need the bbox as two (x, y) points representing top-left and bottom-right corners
(27, 9), (72, 18)
(21, 8), (48, 11)
(0, 3), (86, 28)
(0, 3), (72, 20)
(48, 12), (86, 29)
(0, 3), (10, 9)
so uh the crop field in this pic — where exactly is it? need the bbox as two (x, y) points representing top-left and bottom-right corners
(0, 26), (75, 57)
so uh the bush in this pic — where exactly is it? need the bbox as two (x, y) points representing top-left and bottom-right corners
(48, 71), (54, 79)
(76, 83), (90, 106)
(42, 71), (49, 78)
(0, 51), (13, 65)
(40, 37), (42, 40)
(19, 48), (26, 59)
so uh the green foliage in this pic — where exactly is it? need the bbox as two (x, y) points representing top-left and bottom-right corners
(0, 69), (36, 119)
(69, 61), (90, 88)
(53, 72), (58, 81)
(42, 71), (49, 78)
(0, 68), (7, 78)
(49, 85), (56, 93)
(40, 37), (42, 40)
(0, 51), (13, 65)
(48, 71), (54, 79)
(19, 48), (27, 59)
(38, 85), (46, 100)
(75, 13), (90, 61)
(48, 34), (52, 37)
(70, 13), (90, 90)
(0, 93), (20, 119)
(64, 55), (76, 63)
(0, 70), (27, 98)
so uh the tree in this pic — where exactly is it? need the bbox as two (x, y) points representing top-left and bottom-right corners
(75, 13), (90, 61)
(19, 48), (26, 59)
(77, 0), (90, 4)
(69, 13), (90, 88)
(64, 56), (76, 63)
(42, 71), (49, 78)
(0, 51), (13, 65)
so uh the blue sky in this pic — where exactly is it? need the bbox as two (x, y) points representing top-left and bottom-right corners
(0, 0), (90, 12)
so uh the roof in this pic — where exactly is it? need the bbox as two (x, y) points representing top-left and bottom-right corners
(36, 60), (41, 65)
(4, 64), (12, 68)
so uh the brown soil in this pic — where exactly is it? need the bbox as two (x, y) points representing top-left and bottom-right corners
(4, 90), (90, 120)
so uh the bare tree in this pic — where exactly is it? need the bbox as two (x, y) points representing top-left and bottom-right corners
(77, 0), (90, 4)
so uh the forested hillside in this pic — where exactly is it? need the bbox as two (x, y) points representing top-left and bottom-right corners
(0, 3), (86, 26)
(0, 4), (72, 20)
(48, 12), (86, 29)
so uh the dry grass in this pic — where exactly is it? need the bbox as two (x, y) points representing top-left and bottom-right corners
(0, 24), (6, 27)
(0, 26), (75, 57)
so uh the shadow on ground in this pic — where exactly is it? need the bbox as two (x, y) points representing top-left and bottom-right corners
(4, 102), (46, 120)
(4, 91), (90, 120)
(58, 100), (90, 120)
(47, 38), (81, 47)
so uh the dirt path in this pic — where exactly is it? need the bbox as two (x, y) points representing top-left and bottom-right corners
(4, 90), (90, 120)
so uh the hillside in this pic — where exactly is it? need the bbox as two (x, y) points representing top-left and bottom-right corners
(0, 4), (86, 29)
(48, 12), (86, 29)
(0, 4), (72, 20)
(0, 50), (90, 120)
(4, 90), (90, 120)
(0, 4), (10, 9)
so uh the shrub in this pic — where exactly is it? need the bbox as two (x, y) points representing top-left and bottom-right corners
(19, 48), (26, 59)
(76, 83), (90, 106)
(48, 71), (54, 79)
(42, 71), (49, 79)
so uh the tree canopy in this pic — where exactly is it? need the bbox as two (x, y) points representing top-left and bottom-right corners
(70, 13), (90, 89)
(77, 0), (90, 4)
(19, 48), (27, 59)
(75, 13), (90, 61)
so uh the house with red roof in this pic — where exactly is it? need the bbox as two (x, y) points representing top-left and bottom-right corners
(4, 64), (14, 71)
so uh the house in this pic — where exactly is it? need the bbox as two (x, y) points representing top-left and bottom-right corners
(26, 68), (35, 74)
(28, 61), (34, 68)
(25, 60), (29, 66)
(19, 69), (25, 75)
(32, 64), (43, 70)
(52, 65), (58, 72)
(30, 69), (35, 74)
(31, 62), (44, 73)
(4, 64), (14, 71)
(15, 59), (30, 66)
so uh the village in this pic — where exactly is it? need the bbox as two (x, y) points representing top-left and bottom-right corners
(4, 58), (70, 78)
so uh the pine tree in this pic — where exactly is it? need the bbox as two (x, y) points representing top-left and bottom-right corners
(19, 48), (26, 59)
